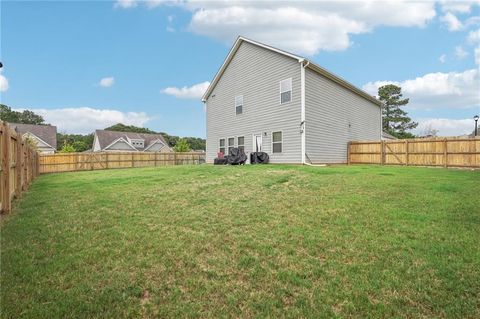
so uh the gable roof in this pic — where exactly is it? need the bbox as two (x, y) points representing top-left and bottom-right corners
(202, 36), (382, 107)
(94, 130), (170, 151)
(8, 123), (57, 149)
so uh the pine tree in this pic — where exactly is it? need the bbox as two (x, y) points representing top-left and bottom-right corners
(378, 85), (418, 139)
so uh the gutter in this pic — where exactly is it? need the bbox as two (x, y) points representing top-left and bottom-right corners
(300, 59), (309, 165)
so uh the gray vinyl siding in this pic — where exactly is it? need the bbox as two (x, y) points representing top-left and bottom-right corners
(106, 140), (135, 151)
(305, 68), (381, 163)
(147, 142), (170, 152)
(206, 41), (302, 163)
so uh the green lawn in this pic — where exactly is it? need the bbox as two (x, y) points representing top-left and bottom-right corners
(1, 165), (479, 318)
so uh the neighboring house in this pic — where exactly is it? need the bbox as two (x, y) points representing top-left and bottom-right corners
(382, 131), (398, 140)
(203, 36), (382, 164)
(8, 123), (57, 154)
(92, 130), (172, 152)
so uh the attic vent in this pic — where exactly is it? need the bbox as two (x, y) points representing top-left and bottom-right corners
(130, 139), (144, 148)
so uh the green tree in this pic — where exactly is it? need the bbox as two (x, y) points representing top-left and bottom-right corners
(378, 85), (417, 139)
(59, 142), (76, 153)
(57, 133), (94, 152)
(0, 104), (45, 124)
(173, 139), (191, 152)
(104, 123), (157, 134)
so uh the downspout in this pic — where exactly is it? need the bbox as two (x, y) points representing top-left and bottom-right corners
(300, 59), (309, 165)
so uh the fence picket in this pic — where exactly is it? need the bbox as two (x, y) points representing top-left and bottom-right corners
(349, 137), (480, 168)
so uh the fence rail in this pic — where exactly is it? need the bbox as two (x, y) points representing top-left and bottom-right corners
(39, 151), (205, 174)
(348, 137), (480, 168)
(0, 121), (40, 214)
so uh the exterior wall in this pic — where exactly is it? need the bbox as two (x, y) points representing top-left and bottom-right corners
(105, 140), (136, 151)
(23, 133), (55, 154)
(146, 142), (170, 152)
(93, 135), (101, 151)
(305, 68), (381, 163)
(206, 41), (302, 163)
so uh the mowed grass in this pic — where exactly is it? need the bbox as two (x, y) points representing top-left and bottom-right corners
(1, 165), (479, 318)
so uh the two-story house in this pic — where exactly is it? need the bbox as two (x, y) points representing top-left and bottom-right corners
(203, 37), (382, 164)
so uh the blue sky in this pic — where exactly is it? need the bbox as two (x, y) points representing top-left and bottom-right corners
(1, 0), (479, 137)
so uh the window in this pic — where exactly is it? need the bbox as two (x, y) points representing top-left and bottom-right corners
(272, 131), (282, 153)
(235, 95), (243, 115)
(219, 139), (225, 154)
(130, 139), (144, 148)
(280, 78), (292, 104)
(237, 136), (245, 152)
(228, 137), (235, 155)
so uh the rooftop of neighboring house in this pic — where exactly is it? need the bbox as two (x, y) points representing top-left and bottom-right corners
(94, 129), (170, 151)
(8, 123), (57, 149)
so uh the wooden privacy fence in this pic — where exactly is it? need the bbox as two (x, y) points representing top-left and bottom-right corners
(348, 137), (480, 168)
(0, 122), (40, 214)
(39, 151), (206, 174)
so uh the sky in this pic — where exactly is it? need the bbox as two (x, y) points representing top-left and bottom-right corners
(1, 0), (479, 137)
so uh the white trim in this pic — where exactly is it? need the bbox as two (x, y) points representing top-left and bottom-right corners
(104, 137), (138, 151)
(227, 136), (235, 155)
(22, 132), (56, 150)
(300, 61), (306, 164)
(219, 138), (226, 154)
(202, 36), (303, 102)
(271, 130), (283, 154)
(279, 78), (293, 105)
(235, 94), (243, 115)
(143, 139), (167, 152)
(252, 133), (263, 153)
(237, 135), (245, 152)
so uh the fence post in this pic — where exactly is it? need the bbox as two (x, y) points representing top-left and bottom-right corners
(3, 126), (11, 214)
(380, 141), (384, 165)
(405, 140), (409, 166)
(347, 142), (351, 165)
(15, 133), (22, 198)
(174, 153), (177, 165)
(444, 138), (448, 168)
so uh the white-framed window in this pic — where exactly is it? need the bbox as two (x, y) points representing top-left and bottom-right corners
(130, 139), (145, 148)
(219, 138), (225, 154)
(280, 78), (292, 104)
(272, 131), (282, 153)
(235, 95), (243, 115)
(228, 137), (235, 155)
(237, 136), (245, 152)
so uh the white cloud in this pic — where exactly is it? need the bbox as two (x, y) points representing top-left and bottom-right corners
(166, 26), (175, 32)
(114, 0), (137, 9)
(415, 118), (477, 136)
(475, 46), (480, 64)
(440, 1), (475, 14)
(187, 2), (435, 55)
(99, 77), (115, 88)
(455, 46), (469, 59)
(467, 29), (480, 44)
(439, 54), (447, 63)
(362, 69), (480, 110)
(114, 1), (435, 56)
(21, 107), (151, 134)
(162, 81), (210, 99)
(440, 12), (463, 31)
(0, 70), (8, 92)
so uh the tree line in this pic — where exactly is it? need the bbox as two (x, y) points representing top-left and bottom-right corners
(0, 104), (206, 152)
